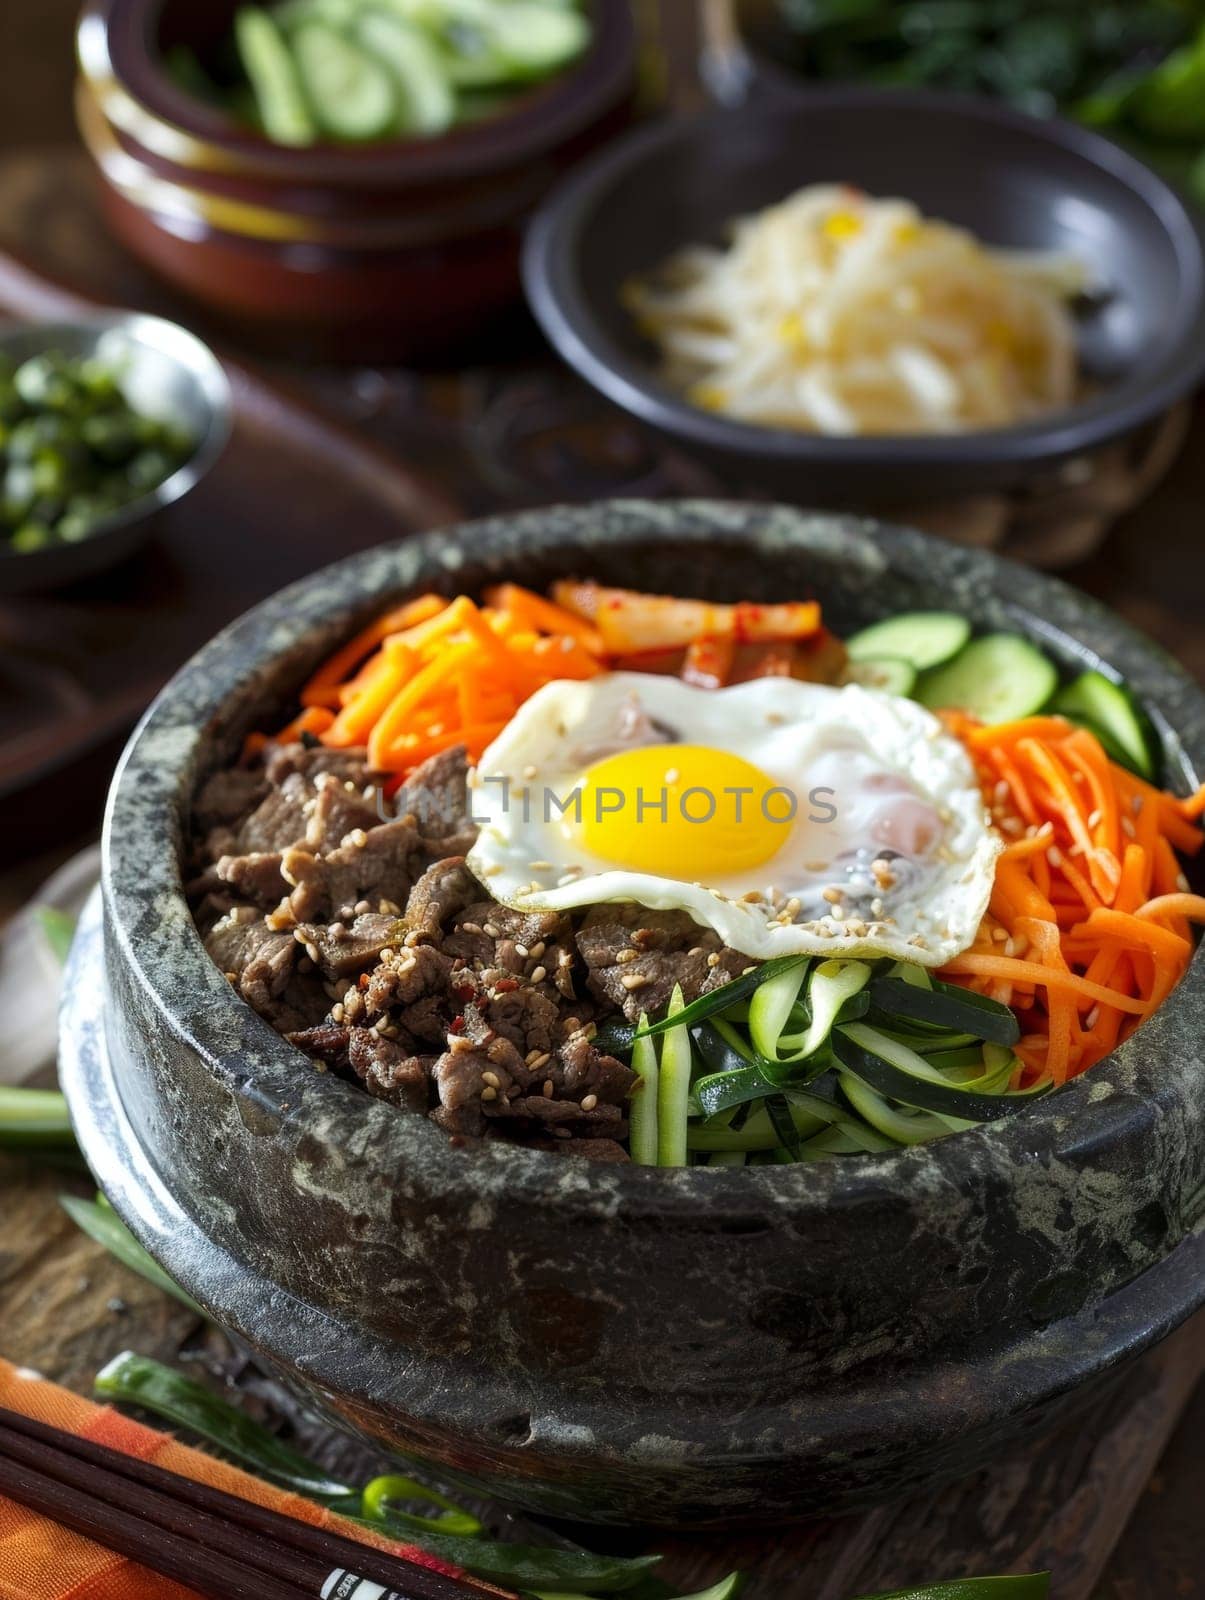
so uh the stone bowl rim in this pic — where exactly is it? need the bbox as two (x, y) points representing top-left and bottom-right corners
(101, 496), (1205, 1219)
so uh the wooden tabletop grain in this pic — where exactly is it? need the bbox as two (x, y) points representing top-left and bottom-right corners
(0, 2), (1202, 1595)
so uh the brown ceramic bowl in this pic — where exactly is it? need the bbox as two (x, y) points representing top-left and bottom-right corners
(75, 0), (637, 360)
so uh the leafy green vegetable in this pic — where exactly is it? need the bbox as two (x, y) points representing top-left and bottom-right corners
(766, 0), (1205, 195)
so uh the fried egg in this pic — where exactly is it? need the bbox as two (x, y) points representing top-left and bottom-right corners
(465, 673), (999, 966)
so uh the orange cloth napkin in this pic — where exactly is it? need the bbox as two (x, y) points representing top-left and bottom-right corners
(0, 1358), (455, 1600)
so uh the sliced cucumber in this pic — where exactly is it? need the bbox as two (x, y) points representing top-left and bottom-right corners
(843, 656), (918, 696)
(916, 633), (1057, 724)
(235, 8), (317, 145)
(846, 611), (970, 672)
(291, 21), (398, 140)
(355, 10), (456, 133)
(1052, 670), (1156, 780)
(476, 1), (590, 77)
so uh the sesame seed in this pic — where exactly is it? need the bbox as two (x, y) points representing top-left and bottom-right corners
(1046, 846), (1063, 867)
(562, 1016), (581, 1034)
(380, 899), (401, 915)
(1085, 1006), (1099, 1029)
(615, 948), (638, 964)
(581, 1093), (598, 1112)
(482, 923), (501, 938)
(529, 860), (553, 873)
(1177, 872), (1191, 892)
(821, 886), (843, 905)
(481, 1085), (498, 1102)
(992, 927), (1008, 943)
(349, 829), (368, 849)
(331, 1002), (345, 1022)
(621, 972), (650, 991)
(1087, 809), (1103, 829)
(481, 1070), (500, 1088)
(706, 951), (721, 968)
(305, 942), (320, 964)
(523, 764), (538, 779)
(514, 944), (530, 959)
(354, 899), (371, 915)
(543, 1079), (555, 1099)
(460, 922), (483, 936)
(529, 965), (548, 984)
(529, 1051), (552, 1070)
(1121, 816), (1137, 838)
(529, 941), (546, 960)
(482, 864), (502, 877)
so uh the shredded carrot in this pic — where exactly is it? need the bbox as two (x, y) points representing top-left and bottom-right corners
(274, 706), (335, 744)
(265, 582), (837, 782)
(942, 714), (1204, 1083)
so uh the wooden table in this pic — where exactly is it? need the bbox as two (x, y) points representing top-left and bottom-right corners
(0, 1), (1203, 1594)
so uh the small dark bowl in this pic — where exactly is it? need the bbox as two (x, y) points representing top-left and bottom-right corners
(523, 89), (1205, 501)
(0, 313), (230, 595)
(60, 500), (1205, 1528)
(76, 0), (637, 361)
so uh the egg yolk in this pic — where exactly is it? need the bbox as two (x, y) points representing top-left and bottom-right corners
(572, 744), (792, 880)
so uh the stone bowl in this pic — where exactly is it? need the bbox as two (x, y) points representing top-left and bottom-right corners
(60, 499), (1205, 1529)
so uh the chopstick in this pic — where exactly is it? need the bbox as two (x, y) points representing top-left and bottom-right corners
(0, 1405), (517, 1600)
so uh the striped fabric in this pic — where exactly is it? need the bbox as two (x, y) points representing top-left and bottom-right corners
(0, 1359), (451, 1600)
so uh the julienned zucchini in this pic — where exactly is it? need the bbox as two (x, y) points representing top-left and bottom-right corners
(869, 975), (1020, 1046)
(832, 1025), (1050, 1122)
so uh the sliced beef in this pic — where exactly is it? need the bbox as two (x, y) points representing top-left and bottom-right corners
(427, 1025), (633, 1142)
(576, 904), (749, 1020)
(191, 717), (728, 1160)
(303, 774), (381, 854)
(401, 858), (481, 942)
(392, 746), (477, 855)
(208, 772), (311, 859)
(264, 742), (373, 790)
(205, 909), (326, 1033)
(287, 1021), (431, 1114)
(293, 912), (399, 978)
(283, 817), (424, 922)
(193, 767), (269, 832)
(444, 902), (576, 992)
(348, 1030), (431, 1113)
(216, 851), (289, 907)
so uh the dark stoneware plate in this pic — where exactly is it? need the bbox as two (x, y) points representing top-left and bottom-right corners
(523, 90), (1205, 501)
(61, 500), (1205, 1527)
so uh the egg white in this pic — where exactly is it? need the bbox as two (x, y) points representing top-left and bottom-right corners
(465, 673), (999, 966)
